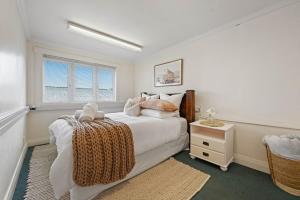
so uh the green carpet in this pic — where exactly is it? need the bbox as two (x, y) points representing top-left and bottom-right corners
(13, 148), (298, 200)
(13, 147), (33, 200)
(175, 151), (298, 200)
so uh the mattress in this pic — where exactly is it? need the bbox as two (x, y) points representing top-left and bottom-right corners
(48, 112), (188, 199)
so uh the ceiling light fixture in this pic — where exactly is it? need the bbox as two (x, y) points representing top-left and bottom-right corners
(67, 21), (143, 52)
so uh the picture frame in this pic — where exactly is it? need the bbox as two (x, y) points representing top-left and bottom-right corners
(154, 59), (183, 87)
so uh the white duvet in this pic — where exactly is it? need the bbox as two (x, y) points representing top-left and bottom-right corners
(49, 112), (187, 199)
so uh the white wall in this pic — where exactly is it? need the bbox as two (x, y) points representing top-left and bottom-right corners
(134, 3), (300, 172)
(0, 0), (27, 199)
(26, 41), (134, 144)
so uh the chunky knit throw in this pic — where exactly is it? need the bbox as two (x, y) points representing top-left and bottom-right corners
(59, 116), (135, 186)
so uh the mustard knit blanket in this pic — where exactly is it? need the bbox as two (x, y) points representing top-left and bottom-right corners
(60, 116), (135, 186)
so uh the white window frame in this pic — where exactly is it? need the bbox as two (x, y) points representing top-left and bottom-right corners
(42, 55), (116, 104)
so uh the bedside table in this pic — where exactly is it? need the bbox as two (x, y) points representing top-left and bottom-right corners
(189, 120), (234, 171)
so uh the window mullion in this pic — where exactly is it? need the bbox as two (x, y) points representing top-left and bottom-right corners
(112, 69), (116, 101)
(93, 66), (98, 101)
(68, 63), (74, 102)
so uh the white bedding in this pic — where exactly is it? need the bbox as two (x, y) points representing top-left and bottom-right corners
(49, 112), (187, 199)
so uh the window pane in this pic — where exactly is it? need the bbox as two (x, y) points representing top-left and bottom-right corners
(98, 68), (114, 100)
(43, 60), (69, 102)
(74, 64), (93, 101)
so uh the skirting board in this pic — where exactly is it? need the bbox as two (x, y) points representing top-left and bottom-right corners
(234, 153), (270, 174)
(27, 137), (49, 147)
(4, 143), (28, 200)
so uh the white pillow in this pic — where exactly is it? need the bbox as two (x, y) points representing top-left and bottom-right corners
(124, 98), (141, 116)
(160, 93), (184, 109)
(142, 93), (159, 100)
(141, 109), (178, 119)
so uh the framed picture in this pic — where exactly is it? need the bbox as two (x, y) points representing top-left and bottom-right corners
(154, 59), (183, 87)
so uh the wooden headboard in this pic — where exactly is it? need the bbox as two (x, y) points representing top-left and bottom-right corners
(141, 90), (195, 132)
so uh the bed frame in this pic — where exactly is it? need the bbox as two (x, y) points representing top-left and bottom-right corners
(141, 90), (195, 132)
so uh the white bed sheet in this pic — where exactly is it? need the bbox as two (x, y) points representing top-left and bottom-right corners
(48, 112), (187, 199)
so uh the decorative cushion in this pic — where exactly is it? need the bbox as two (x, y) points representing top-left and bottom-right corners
(132, 96), (146, 104)
(123, 96), (145, 116)
(124, 98), (142, 116)
(140, 99), (178, 112)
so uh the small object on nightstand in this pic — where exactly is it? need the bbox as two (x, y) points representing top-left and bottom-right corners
(200, 107), (225, 127)
(200, 119), (224, 127)
(189, 120), (234, 171)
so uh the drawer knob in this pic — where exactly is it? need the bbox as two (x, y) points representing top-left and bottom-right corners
(203, 141), (209, 146)
(203, 152), (209, 157)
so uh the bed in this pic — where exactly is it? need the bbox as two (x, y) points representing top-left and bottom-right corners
(48, 90), (195, 200)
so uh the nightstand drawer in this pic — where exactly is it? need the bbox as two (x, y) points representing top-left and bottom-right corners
(190, 145), (225, 166)
(191, 133), (225, 153)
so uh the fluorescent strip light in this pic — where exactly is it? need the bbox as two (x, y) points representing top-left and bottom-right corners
(67, 21), (143, 52)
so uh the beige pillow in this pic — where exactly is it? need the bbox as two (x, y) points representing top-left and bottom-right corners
(160, 93), (184, 109)
(140, 99), (178, 112)
(141, 109), (179, 119)
(141, 93), (159, 100)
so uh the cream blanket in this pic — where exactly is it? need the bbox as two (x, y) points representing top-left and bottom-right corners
(49, 112), (187, 198)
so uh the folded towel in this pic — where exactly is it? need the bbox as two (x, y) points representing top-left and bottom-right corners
(85, 102), (98, 111)
(78, 102), (98, 122)
(75, 110), (105, 119)
(263, 134), (300, 160)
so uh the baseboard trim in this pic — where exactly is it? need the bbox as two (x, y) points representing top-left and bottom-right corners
(234, 153), (270, 174)
(4, 143), (28, 200)
(27, 137), (49, 147)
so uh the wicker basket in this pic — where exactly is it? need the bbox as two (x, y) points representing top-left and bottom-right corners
(266, 145), (300, 196)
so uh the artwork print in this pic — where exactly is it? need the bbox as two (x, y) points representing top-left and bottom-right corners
(154, 59), (182, 87)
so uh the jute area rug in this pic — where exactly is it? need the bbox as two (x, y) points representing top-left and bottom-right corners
(24, 145), (210, 200)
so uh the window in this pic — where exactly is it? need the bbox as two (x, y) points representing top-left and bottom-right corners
(74, 64), (94, 102)
(98, 68), (114, 101)
(43, 60), (69, 102)
(43, 56), (116, 103)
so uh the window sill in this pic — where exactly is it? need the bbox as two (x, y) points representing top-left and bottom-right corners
(30, 101), (125, 112)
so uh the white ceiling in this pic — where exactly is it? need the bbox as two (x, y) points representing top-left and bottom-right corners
(24, 0), (286, 61)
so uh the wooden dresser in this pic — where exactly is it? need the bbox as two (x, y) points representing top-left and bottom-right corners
(189, 120), (234, 171)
